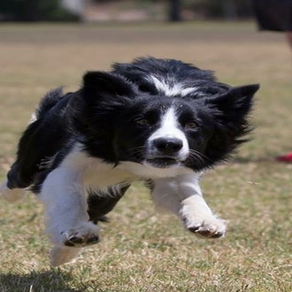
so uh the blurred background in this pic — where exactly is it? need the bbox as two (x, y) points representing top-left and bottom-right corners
(1, 1), (292, 291)
(1, 0), (289, 157)
(0, 0), (253, 23)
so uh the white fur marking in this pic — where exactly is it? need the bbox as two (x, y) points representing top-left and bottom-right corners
(40, 166), (90, 244)
(149, 76), (198, 97)
(147, 107), (189, 160)
(29, 112), (37, 124)
(120, 160), (193, 179)
(150, 174), (226, 237)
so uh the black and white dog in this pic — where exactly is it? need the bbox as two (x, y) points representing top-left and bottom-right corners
(0, 57), (259, 266)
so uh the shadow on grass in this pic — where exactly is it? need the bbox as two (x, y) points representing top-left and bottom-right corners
(0, 269), (85, 292)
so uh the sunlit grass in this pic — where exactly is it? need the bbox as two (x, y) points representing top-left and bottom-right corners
(0, 22), (292, 291)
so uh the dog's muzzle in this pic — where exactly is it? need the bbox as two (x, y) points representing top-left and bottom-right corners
(145, 137), (188, 168)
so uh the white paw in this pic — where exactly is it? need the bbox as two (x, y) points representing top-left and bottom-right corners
(49, 245), (82, 267)
(0, 180), (28, 203)
(182, 211), (226, 238)
(60, 222), (100, 247)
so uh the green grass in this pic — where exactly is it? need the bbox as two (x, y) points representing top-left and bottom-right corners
(0, 22), (292, 291)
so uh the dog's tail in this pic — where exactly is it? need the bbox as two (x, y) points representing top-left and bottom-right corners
(35, 87), (68, 119)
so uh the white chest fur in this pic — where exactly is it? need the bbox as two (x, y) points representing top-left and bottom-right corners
(60, 143), (193, 192)
(60, 147), (136, 191)
(83, 162), (136, 191)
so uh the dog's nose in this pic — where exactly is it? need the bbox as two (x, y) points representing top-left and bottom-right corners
(153, 137), (183, 154)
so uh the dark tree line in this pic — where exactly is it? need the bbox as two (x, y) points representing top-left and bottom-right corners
(0, 0), (79, 21)
(170, 0), (253, 21)
(0, 0), (254, 22)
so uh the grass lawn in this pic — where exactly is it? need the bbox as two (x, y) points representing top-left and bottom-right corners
(0, 21), (292, 292)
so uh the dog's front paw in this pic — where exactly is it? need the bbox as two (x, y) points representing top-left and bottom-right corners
(61, 222), (100, 247)
(49, 222), (100, 266)
(182, 213), (226, 238)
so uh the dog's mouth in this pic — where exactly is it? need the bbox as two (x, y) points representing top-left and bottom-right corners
(145, 157), (181, 168)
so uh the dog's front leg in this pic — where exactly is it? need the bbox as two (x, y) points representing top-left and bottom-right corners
(150, 174), (226, 238)
(177, 174), (226, 238)
(40, 166), (99, 266)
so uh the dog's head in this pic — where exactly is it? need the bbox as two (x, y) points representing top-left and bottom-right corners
(71, 66), (259, 173)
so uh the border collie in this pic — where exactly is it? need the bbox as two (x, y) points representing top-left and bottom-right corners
(0, 57), (259, 266)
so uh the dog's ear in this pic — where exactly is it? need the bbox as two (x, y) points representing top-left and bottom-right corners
(82, 71), (137, 99)
(70, 72), (137, 136)
(207, 84), (259, 126)
(204, 84), (259, 163)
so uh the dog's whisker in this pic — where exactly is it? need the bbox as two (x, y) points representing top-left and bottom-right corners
(127, 146), (146, 157)
(187, 150), (214, 169)
(189, 150), (213, 164)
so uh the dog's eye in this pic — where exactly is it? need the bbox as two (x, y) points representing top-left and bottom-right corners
(185, 122), (198, 130)
(135, 118), (150, 126)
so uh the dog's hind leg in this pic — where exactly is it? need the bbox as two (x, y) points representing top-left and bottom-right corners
(87, 184), (130, 224)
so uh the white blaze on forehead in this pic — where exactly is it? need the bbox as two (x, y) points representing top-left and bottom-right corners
(148, 75), (199, 97)
(151, 107), (180, 139)
(148, 106), (189, 157)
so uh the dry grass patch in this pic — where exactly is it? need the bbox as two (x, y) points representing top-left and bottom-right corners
(0, 22), (292, 291)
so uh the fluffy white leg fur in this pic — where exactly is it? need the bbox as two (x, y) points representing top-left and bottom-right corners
(40, 165), (100, 266)
(0, 180), (28, 203)
(151, 173), (226, 238)
(50, 246), (82, 267)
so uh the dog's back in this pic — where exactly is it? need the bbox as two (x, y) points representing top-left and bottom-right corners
(7, 89), (74, 189)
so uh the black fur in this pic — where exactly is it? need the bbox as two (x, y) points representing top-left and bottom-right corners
(5, 57), (259, 224)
